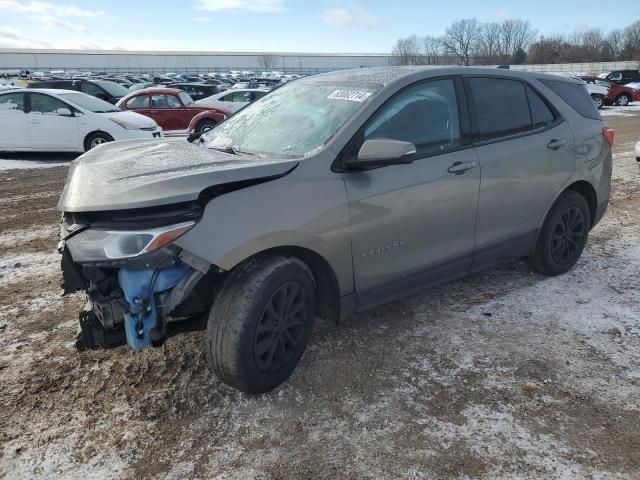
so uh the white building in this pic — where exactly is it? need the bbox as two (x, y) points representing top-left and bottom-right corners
(0, 48), (394, 75)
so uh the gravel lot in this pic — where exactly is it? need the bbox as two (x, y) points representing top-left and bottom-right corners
(0, 112), (639, 479)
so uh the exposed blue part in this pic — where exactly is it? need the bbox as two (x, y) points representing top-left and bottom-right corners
(118, 263), (192, 351)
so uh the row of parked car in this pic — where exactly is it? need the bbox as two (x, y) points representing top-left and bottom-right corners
(1, 67), (638, 154)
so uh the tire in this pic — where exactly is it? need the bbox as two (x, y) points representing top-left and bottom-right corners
(206, 255), (316, 393)
(84, 132), (114, 151)
(615, 93), (631, 106)
(196, 119), (217, 134)
(591, 94), (604, 109)
(528, 191), (591, 276)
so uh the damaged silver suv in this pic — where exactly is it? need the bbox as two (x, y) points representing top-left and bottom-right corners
(59, 67), (613, 393)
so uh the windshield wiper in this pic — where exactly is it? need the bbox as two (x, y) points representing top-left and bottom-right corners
(208, 145), (255, 156)
(209, 145), (239, 155)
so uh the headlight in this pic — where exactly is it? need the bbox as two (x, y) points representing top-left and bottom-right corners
(66, 222), (194, 262)
(110, 117), (140, 130)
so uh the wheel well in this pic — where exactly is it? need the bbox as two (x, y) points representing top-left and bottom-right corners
(247, 246), (341, 324)
(83, 130), (113, 149)
(565, 181), (597, 227)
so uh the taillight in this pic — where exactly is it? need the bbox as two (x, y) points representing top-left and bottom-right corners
(603, 127), (614, 148)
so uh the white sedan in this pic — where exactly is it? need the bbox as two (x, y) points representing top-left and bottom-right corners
(195, 88), (270, 113)
(0, 88), (163, 152)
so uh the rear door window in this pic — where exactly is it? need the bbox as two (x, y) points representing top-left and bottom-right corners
(469, 77), (532, 141)
(29, 93), (69, 113)
(540, 79), (600, 120)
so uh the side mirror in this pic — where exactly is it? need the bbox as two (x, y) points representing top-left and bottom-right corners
(344, 139), (416, 170)
(56, 107), (74, 117)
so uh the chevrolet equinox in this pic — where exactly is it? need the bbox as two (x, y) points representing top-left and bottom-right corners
(59, 67), (613, 393)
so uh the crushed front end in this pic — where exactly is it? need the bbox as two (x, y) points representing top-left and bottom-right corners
(59, 203), (218, 351)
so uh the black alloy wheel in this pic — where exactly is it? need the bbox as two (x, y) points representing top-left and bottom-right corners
(254, 281), (308, 374)
(550, 206), (587, 265)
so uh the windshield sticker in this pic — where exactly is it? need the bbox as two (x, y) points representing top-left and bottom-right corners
(327, 90), (372, 102)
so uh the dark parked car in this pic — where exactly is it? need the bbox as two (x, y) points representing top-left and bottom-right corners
(166, 83), (220, 101)
(26, 79), (129, 104)
(600, 70), (640, 85)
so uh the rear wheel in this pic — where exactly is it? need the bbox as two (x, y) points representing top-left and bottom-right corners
(591, 94), (604, 109)
(528, 191), (591, 276)
(84, 132), (113, 151)
(616, 93), (631, 106)
(196, 119), (217, 134)
(206, 255), (316, 393)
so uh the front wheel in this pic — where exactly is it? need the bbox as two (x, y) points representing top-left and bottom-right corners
(206, 255), (316, 393)
(84, 132), (114, 151)
(528, 191), (591, 276)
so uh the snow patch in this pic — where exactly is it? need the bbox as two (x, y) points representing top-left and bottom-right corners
(0, 159), (69, 171)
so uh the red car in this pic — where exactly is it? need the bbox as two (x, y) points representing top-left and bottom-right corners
(579, 76), (640, 106)
(116, 88), (230, 135)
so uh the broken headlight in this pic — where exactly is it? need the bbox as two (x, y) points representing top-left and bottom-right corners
(65, 222), (194, 262)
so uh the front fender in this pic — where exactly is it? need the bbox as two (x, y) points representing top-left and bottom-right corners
(173, 161), (354, 296)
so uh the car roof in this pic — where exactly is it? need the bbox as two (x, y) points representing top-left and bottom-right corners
(129, 87), (183, 95)
(299, 66), (584, 87)
(1, 88), (77, 95)
(226, 88), (270, 93)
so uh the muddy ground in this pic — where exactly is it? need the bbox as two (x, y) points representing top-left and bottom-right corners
(0, 111), (639, 479)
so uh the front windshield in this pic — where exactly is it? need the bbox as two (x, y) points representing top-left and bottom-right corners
(59, 92), (120, 113)
(202, 80), (381, 158)
(95, 80), (129, 97)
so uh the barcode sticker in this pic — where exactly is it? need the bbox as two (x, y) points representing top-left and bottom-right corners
(327, 90), (372, 102)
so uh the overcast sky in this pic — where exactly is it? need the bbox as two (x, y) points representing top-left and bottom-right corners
(0, 0), (638, 53)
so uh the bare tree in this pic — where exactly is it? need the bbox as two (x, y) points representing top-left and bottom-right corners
(391, 35), (424, 65)
(579, 28), (605, 61)
(498, 20), (514, 58)
(443, 19), (481, 65)
(423, 36), (444, 64)
(528, 35), (566, 64)
(479, 22), (502, 63)
(623, 20), (640, 55)
(510, 20), (537, 56)
(257, 54), (277, 70)
(607, 29), (624, 59)
(497, 19), (537, 61)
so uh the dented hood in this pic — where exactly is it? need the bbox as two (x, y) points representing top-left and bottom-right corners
(58, 139), (298, 212)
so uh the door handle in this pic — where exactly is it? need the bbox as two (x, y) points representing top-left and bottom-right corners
(447, 161), (476, 175)
(547, 139), (567, 150)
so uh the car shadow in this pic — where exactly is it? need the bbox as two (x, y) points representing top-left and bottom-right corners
(0, 152), (81, 162)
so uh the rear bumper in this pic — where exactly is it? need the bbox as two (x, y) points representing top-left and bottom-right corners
(593, 199), (608, 228)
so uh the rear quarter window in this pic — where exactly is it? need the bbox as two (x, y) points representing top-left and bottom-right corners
(540, 79), (600, 120)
